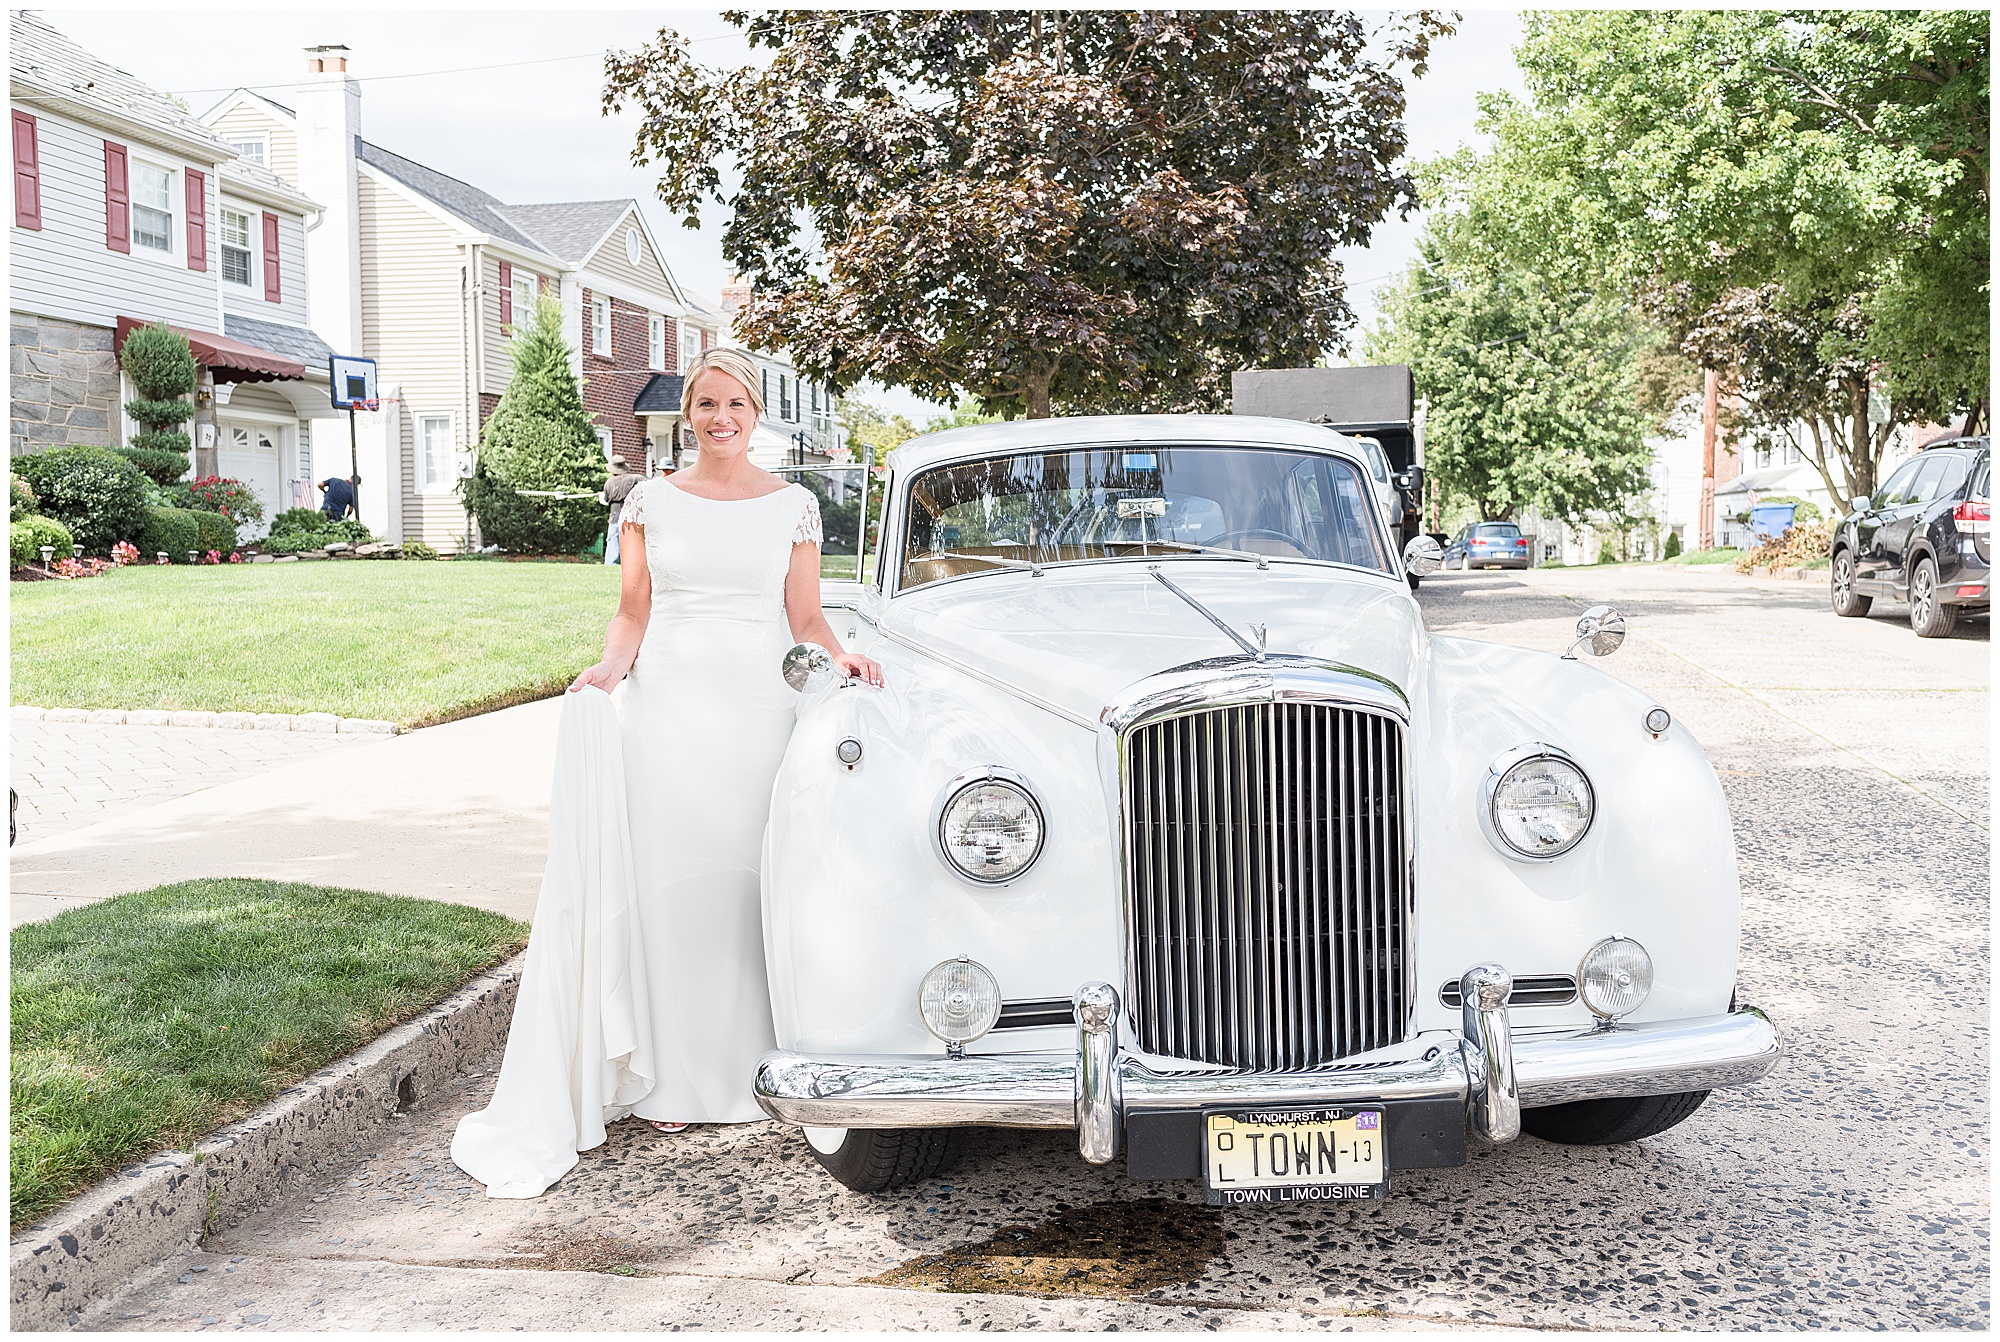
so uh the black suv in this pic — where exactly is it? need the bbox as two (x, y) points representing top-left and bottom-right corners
(1830, 437), (1989, 637)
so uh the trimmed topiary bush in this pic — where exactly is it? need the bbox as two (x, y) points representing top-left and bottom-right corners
(1662, 530), (1682, 560)
(11, 514), (75, 570)
(13, 446), (151, 555)
(120, 324), (200, 469)
(112, 445), (191, 486)
(462, 294), (607, 554)
(190, 508), (236, 554)
(135, 505), (204, 562)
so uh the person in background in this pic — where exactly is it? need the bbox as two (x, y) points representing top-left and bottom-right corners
(317, 475), (357, 521)
(602, 458), (639, 565)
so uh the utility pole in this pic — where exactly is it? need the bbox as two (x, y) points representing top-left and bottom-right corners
(1699, 368), (1719, 552)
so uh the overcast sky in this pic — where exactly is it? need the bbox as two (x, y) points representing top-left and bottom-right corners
(38, 5), (1524, 420)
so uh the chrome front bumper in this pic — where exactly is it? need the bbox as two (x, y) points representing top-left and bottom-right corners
(753, 969), (1782, 1166)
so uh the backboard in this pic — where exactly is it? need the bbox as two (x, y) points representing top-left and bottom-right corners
(329, 355), (379, 411)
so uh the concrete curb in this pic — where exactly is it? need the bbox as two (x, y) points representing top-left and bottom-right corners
(10, 706), (397, 734)
(9, 953), (524, 1332)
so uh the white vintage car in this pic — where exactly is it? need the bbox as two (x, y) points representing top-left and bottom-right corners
(759, 415), (1780, 1203)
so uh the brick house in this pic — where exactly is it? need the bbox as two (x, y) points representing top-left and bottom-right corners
(201, 48), (692, 551)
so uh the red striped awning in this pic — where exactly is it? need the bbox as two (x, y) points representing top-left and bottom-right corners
(113, 316), (306, 384)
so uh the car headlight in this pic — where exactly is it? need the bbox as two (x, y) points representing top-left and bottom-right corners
(918, 956), (1002, 1046)
(1578, 936), (1652, 1020)
(1482, 745), (1595, 860)
(934, 769), (1045, 884)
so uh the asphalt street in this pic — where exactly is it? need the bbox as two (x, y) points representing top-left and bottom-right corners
(92, 563), (1989, 1332)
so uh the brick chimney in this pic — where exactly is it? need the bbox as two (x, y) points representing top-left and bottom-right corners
(295, 45), (362, 353)
(719, 272), (753, 314)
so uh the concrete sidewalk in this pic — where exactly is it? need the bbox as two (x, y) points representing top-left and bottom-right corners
(9, 697), (562, 928)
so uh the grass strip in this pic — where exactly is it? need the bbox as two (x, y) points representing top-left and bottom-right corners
(9, 562), (620, 725)
(10, 878), (528, 1229)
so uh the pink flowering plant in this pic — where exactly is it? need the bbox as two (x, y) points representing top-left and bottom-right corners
(167, 476), (263, 528)
(227, 551), (243, 563)
(111, 540), (140, 566)
(53, 557), (111, 580)
(203, 549), (223, 565)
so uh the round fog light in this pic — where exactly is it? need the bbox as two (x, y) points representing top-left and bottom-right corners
(918, 956), (1001, 1046)
(1578, 937), (1652, 1020)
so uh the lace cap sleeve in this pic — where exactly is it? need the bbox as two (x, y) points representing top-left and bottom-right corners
(792, 488), (823, 546)
(620, 478), (653, 529)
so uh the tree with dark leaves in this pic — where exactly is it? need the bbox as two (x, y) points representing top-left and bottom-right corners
(605, 10), (1452, 417)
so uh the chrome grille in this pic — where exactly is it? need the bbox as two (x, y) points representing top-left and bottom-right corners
(1122, 701), (1411, 1070)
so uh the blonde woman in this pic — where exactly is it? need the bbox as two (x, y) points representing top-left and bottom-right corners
(455, 349), (881, 1195)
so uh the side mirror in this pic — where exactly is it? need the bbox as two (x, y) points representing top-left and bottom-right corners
(1402, 534), (1443, 577)
(1562, 605), (1626, 660)
(781, 642), (836, 692)
(1850, 495), (1871, 514)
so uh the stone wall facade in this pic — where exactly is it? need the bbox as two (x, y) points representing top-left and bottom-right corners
(10, 312), (121, 458)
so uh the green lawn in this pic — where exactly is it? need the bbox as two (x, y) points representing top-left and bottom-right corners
(10, 561), (621, 727)
(1664, 547), (1744, 566)
(9, 879), (528, 1229)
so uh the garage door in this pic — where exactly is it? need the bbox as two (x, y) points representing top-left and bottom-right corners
(217, 423), (282, 542)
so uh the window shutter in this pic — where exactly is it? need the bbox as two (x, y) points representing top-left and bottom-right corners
(184, 169), (207, 270)
(103, 140), (130, 252)
(499, 261), (513, 327)
(261, 210), (280, 302)
(12, 112), (40, 230)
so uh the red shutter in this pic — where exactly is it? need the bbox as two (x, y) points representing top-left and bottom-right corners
(183, 169), (207, 270)
(12, 112), (40, 230)
(261, 210), (280, 302)
(499, 260), (512, 327)
(103, 140), (130, 253)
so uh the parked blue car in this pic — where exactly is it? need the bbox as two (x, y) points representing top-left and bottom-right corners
(1442, 521), (1532, 570)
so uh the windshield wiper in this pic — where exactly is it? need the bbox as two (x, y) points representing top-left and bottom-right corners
(1140, 541), (1270, 570)
(934, 551), (1045, 578)
(1149, 566), (1267, 661)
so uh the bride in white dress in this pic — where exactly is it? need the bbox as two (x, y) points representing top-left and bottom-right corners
(451, 348), (882, 1197)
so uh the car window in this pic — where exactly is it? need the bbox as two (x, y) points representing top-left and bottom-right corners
(1874, 459), (1925, 508)
(1905, 456), (1951, 505)
(1974, 460), (1990, 502)
(898, 446), (1392, 589)
(1473, 523), (1520, 538)
(1924, 454), (1970, 502)
(1350, 436), (1391, 484)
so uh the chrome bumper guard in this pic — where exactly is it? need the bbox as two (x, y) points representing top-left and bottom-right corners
(753, 971), (1782, 1166)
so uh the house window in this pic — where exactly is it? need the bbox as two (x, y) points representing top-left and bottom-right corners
(226, 136), (265, 168)
(648, 315), (665, 371)
(131, 161), (173, 252)
(595, 426), (614, 461)
(590, 295), (610, 355)
(512, 270), (536, 330)
(419, 414), (454, 490)
(219, 207), (253, 286)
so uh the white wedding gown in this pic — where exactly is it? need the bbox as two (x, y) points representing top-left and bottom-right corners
(451, 476), (822, 1197)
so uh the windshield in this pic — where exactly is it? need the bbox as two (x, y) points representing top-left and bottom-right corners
(1351, 436), (1391, 484)
(899, 446), (1391, 591)
(1473, 523), (1520, 538)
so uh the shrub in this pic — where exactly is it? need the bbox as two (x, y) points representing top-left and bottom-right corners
(190, 508), (237, 555)
(11, 473), (38, 522)
(10, 514), (74, 570)
(119, 322), (198, 401)
(166, 475), (262, 528)
(135, 505), (203, 562)
(402, 540), (440, 561)
(1662, 530), (1682, 560)
(269, 508), (327, 539)
(112, 445), (191, 486)
(463, 294), (606, 554)
(13, 446), (151, 554)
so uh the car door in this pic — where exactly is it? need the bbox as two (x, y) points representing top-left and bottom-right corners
(1854, 458), (1926, 586)
(1879, 456), (1953, 590)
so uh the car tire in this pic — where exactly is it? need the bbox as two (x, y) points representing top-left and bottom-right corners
(1521, 1090), (1710, 1146)
(1909, 556), (1957, 638)
(803, 1126), (967, 1192)
(1830, 549), (1872, 617)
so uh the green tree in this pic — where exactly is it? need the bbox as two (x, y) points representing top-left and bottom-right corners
(606, 10), (1452, 417)
(836, 397), (919, 461)
(461, 296), (607, 554)
(1368, 213), (1657, 525)
(117, 322), (196, 482)
(1463, 11), (1988, 504)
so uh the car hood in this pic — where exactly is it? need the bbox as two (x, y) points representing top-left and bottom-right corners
(882, 562), (1424, 723)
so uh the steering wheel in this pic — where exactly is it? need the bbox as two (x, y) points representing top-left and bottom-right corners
(1203, 528), (1310, 556)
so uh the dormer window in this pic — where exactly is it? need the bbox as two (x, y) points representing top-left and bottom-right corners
(226, 136), (266, 168)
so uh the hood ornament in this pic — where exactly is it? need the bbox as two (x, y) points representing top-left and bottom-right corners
(1149, 566), (1265, 660)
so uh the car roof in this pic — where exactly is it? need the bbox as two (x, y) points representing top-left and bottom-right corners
(884, 413), (1372, 476)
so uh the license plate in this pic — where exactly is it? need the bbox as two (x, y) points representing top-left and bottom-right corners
(1202, 1107), (1387, 1206)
